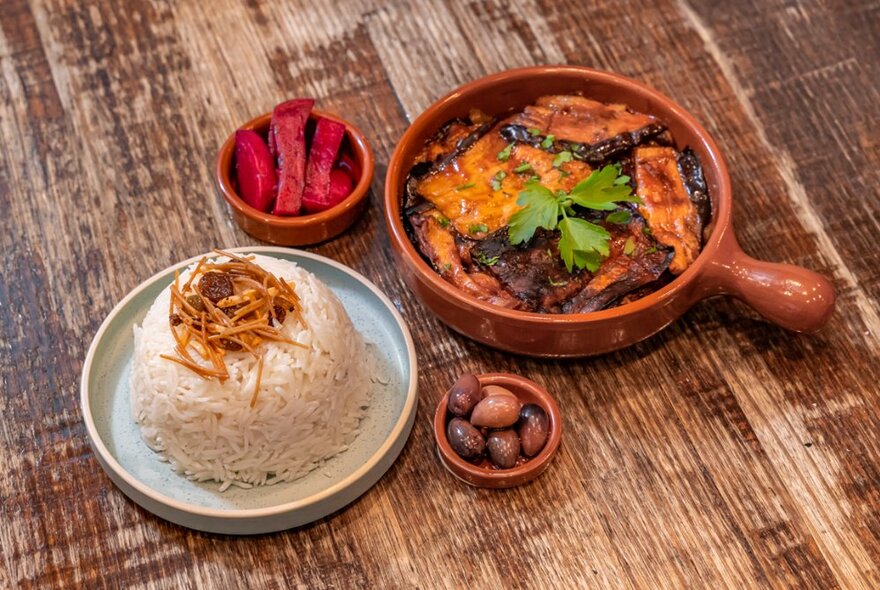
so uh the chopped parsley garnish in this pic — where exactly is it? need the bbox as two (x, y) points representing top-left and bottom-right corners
(606, 210), (632, 224)
(507, 165), (642, 272)
(436, 214), (450, 228)
(552, 151), (573, 168)
(442, 262), (452, 271)
(548, 278), (569, 287)
(623, 237), (636, 256)
(540, 135), (555, 149)
(468, 223), (489, 235)
(528, 174), (540, 182)
(646, 246), (658, 254)
(455, 182), (476, 191)
(497, 143), (515, 162)
(527, 127), (542, 136)
(474, 252), (500, 266)
(513, 162), (533, 174)
(490, 171), (507, 191)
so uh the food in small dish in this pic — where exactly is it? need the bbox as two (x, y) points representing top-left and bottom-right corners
(217, 109), (373, 247)
(402, 95), (711, 313)
(443, 373), (549, 470)
(270, 98), (313, 215)
(518, 403), (550, 457)
(233, 98), (356, 216)
(386, 67), (835, 356)
(434, 372), (561, 487)
(130, 250), (373, 491)
(233, 129), (276, 212)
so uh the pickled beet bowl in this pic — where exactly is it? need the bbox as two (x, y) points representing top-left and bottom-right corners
(215, 109), (374, 246)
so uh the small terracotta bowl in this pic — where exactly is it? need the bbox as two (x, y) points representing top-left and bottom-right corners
(215, 109), (374, 246)
(384, 66), (836, 357)
(434, 373), (562, 488)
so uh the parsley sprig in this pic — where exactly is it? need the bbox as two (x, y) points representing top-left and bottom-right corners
(507, 165), (640, 272)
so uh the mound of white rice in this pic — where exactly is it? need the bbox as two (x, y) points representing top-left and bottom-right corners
(130, 254), (371, 491)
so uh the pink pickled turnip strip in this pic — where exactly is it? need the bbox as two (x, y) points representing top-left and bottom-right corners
(328, 168), (354, 204)
(302, 118), (347, 211)
(303, 168), (353, 214)
(270, 98), (314, 216)
(267, 125), (276, 159)
(234, 130), (277, 212)
(337, 152), (360, 180)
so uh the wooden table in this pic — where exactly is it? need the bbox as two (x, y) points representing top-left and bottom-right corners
(2, 0), (878, 587)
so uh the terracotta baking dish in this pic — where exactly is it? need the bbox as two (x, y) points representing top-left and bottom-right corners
(215, 110), (373, 246)
(384, 66), (836, 357)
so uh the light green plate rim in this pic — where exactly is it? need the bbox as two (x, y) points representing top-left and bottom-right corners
(80, 247), (418, 534)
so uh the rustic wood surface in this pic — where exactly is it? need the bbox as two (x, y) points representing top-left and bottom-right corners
(1, 0), (878, 587)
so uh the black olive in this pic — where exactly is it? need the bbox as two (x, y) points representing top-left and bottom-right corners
(518, 404), (549, 457)
(487, 429), (521, 469)
(447, 373), (481, 416)
(447, 417), (485, 459)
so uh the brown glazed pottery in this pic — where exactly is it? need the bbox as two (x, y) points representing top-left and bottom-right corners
(215, 109), (374, 246)
(434, 373), (562, 488)
(384, 66), (836, 357)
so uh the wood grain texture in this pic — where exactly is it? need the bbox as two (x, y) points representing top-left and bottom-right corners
(1, 0), (878, 587)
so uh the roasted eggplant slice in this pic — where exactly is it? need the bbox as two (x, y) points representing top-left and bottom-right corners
(634, 146), (702, 274)
(470, 228), (591, 312)
(470, 217), (668, 313)
(500, 95), (665, 163)
(413, 119), (489, 167)
(563, 218), (673, 313)
(677, 147), (712, 231)
(564, 247), (672, 313)
(409, 209), (520, 309)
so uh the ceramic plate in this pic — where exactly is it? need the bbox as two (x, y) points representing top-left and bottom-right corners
(81, 247), (418, 535)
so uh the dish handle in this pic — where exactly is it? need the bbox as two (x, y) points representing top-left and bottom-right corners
(697, 231), (836, 332)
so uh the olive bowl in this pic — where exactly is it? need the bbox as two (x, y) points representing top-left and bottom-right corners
(434, 373), (562, 489)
